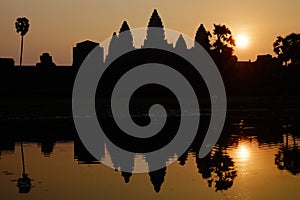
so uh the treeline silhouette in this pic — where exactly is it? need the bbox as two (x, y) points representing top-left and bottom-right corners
(0, 9), (300, 99)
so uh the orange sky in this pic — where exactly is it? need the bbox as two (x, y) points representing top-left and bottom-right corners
(1, 0), (300, 65)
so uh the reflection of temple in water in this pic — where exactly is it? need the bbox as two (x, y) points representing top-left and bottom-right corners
(2, 115), (300, 193)
(74, 136), (102, 164)
(149, 167), (167, 193)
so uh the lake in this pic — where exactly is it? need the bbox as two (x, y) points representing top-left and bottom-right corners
(0, 108), (300, 200)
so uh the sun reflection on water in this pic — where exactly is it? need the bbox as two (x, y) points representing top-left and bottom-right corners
(237, 144), (250, 162)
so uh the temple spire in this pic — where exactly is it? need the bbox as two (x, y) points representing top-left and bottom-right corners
(148, 9), (164, 28)
(118, 21), (134, 50)
(119, 21), (130, 33)
(106, 32), (118, 62)
(143, 9), (167, 47)
(175, 34), (187, 49)
(194, 24), (211, 51)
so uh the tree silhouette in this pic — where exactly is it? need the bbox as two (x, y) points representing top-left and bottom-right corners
(197, 145), (237, 191)
(273, 33), (300, 66)
(195, 24), (211, 52)
(15, 17), (29, 67)
(275, 133), (300, 175)
(17, 142), (32, 193)
(211, 24), (235, 65)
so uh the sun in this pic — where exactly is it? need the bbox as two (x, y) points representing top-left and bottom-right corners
(236, 35), (249, 48)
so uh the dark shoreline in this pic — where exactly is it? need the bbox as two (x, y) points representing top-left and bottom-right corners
(1, 95), (300, 112)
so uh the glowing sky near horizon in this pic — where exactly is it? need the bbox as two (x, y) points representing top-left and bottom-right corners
(0, 0), (300, 65)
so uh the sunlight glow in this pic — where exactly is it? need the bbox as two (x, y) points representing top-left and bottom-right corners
(236, 35), (249, 48)
(237, 144), (250, 162)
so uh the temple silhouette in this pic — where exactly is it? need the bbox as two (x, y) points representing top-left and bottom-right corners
(0, 9), (300, 99)
(1, 9), (300, 193)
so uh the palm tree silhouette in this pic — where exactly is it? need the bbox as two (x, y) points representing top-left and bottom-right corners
(15, 17), (29, 67)
(17, 142), (32, 193)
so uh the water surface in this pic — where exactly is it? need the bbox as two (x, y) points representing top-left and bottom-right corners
(0, 111), (300, 200)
